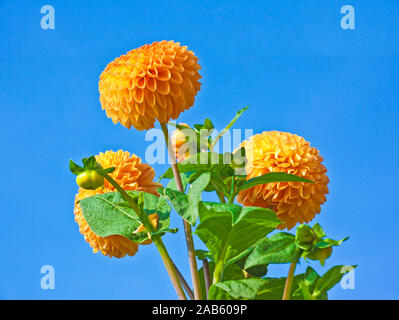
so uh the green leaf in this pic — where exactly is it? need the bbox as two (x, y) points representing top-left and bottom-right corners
(222, 263), (248, 281)
(69, 160), (84, 175)
(208, 278), (269, 300)
(158, 187), (189, 221)
(238, 172), (313, 194)
(152, 228), (179, 236)
(245, 232), (298, 269)
(325, 237), (349, 246)
(210, 106), (249, 150)
(160, 152), (228, 179)
(245, 264), (268, 278)
(195, 250), (213, 261)
(209, 172), (230, 195)
(313, 265), (357, 298)
(78, 191), (172, 242)
(175, 123), (191, 130)
(187, 172), (211, 223)
(225, 246), (254, 266)
(204, 118), (214, 130)
(226, 250), (268, 280)
(296, 282), (318, 300)
(209, 272), (318, 300)
(195, 202), (280, 275)
(315, 237), (349, 249)
(166, 172), (192, 192)
(237, 172), (313, 193)
(194, 124), (205, 131)
(79, 192), (140, 239)
(208, 276), (302, 300)
(135, 191), (171, 229)
(304, 266), (320, 286)
(158, 172), (211, 225)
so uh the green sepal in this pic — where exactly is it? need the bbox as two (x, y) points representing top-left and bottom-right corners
(98, 167), (116, 174)
(296, 224), (316, 244)
(204, 118), (214, 130)
(312, 223), (326, 238)
(82, 156), (97, 169)
(69, 159), (84, 175)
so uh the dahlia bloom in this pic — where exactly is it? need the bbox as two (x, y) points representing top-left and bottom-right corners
(171, 123), (191, 162)
(74, 150), (161, 258)
(99, 40), (201, 131)
(237, 131), (329, 230)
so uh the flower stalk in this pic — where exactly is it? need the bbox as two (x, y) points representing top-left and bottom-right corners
(101, 172), (187, 300)
(282, 252), (301, 300)
(160, 122), (203, 300)
(203, 258), (211, 299)
(213, 261), (224, 284)
(173, 262), (194, 300)
(216, 191), (226, 203)
(152, 237), (187, 300)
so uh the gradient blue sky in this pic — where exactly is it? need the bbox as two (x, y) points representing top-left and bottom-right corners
(1, 0), (398, 299)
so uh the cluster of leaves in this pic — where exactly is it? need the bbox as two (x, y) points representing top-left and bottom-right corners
(69, 156), (115, 175)
(69, 107), (356, 300)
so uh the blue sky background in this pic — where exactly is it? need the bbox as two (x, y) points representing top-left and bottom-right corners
(1, 0), (398, 299)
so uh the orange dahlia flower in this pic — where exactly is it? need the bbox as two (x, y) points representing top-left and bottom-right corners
(74, 150), (161, 258)
(99, 40), (202, 131)
(237, 131), (329, 230)
(171, 123), (191, 162)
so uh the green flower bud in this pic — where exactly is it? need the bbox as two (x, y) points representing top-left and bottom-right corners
(307, 247), (333, 266)
(76, 170), (104, 190)
(296, 224), (315, 244)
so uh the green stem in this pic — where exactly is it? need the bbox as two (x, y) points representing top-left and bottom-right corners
(153, 237), (187, 300)
(203, 258), (211, 299)
(101, 172), (186, 300)
(213, 261), (224, 284)
(216, 191), (226, 203)
(210, 108), (248, 150)
(174, 262), (194, 300)
(282, 253), (301, 300)
(101, 173), (141, 216)
(228, 177), (236, 203)
(160, 122), (203, 300)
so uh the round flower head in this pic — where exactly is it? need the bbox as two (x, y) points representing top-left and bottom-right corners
(99, 40), (202, 131)
(74, 150), (161, 258)
(237, 131), (329, 230)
